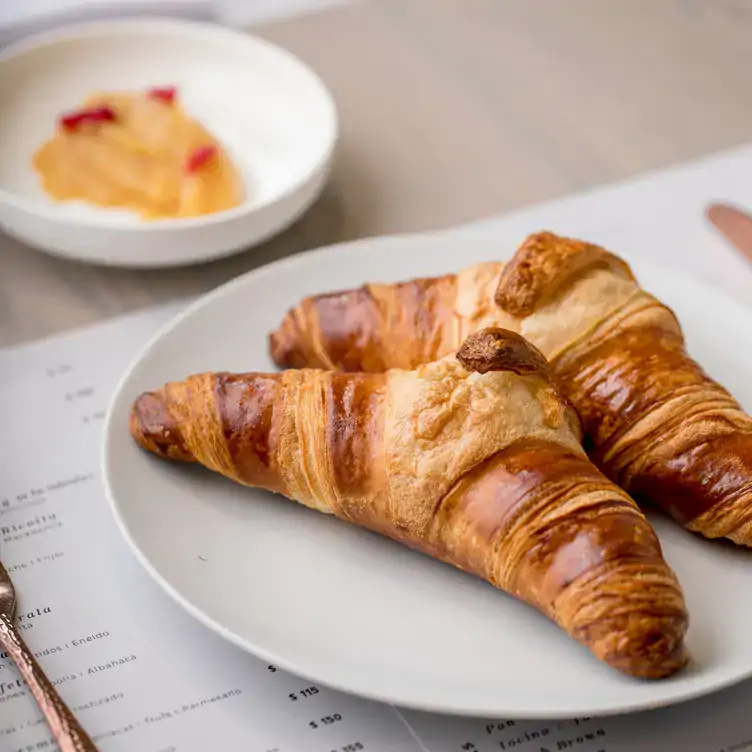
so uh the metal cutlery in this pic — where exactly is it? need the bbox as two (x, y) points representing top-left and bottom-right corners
(0, 558), (99, 751)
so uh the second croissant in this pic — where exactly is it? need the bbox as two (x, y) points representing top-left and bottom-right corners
(269, 232), (752, 548)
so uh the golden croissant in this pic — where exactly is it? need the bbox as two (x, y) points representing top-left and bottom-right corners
(269, 231), (752, 547)
(130, 328), (689, 679)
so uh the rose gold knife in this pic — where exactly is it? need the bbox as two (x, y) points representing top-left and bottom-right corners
(0, 558), (99, 751)
(705, 202), (752, 264)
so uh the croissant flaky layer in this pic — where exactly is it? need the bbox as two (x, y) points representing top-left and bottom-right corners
(131, 329), (689, 679)
(268, 232), (752, 547)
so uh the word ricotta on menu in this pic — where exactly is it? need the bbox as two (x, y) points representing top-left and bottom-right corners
(3, 301), (752, 752)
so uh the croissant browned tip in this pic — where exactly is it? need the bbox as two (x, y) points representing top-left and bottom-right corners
(268, 307), (312, 370)
(457, 327), (552, 377)
(457, 327), (577, 430)
(565, 580), (689, 679)
(130, 388), (193, 462)
(495, 230), (635, 316)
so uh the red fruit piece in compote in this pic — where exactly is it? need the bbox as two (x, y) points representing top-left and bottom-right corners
(59, 106), (116, 131)
(185, 144), (218, 173)
(147, 86), (177, 105)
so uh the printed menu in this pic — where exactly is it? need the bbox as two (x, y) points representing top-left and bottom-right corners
(2, 301), (752, 752)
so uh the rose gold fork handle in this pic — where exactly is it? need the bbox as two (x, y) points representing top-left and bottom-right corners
(706, 203), (752, 264)
(0, 612), (99, 751)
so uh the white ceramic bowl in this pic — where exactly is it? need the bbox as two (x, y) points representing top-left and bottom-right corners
(0, 18), (338, 267)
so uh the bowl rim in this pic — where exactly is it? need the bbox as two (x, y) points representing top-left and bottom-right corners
(0, 16), (339, 232)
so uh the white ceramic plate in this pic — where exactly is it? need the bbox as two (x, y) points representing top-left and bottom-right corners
(103, 233), (752, 719)
(0, 18), (337, 267)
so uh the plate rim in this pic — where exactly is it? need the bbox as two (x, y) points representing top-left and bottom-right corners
(102, 231), (752, 719)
